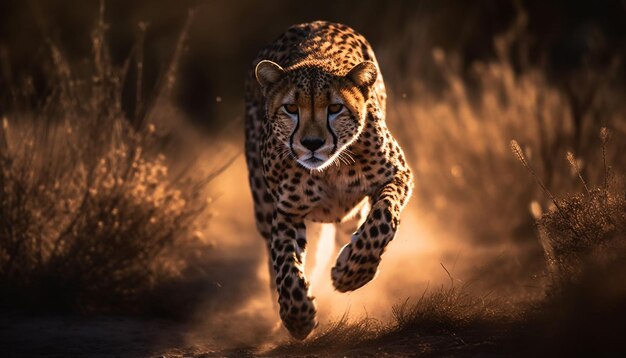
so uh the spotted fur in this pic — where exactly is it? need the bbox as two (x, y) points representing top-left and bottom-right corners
(244, 21), (413, 340)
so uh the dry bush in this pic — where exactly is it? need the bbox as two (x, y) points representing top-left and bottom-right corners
(382, 7), (626, 288)
(510, 148), (626, 355)
(511, 122), (626, 293)
(529, 126), (626, 294)
(538, 187), (626, 288)
(0, 6), (212, 314)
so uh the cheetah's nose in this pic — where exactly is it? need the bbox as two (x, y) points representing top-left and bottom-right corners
(300, 137), (325, 152)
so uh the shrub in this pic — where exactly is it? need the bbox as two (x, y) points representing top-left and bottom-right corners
(512, 130), (626, 293)
(0, 6), (211, 313)
(538, 187), (626, 288)
(510, 138), (626, 355)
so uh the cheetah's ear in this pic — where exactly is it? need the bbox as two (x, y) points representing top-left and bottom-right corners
(255, 60), (285, 89)
(346, 61), (378, 88)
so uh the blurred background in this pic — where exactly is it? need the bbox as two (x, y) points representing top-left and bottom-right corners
(2, 0), (625, 126)
(1, 0), (626, 355)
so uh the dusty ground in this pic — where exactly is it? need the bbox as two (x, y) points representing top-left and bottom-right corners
(0, 156), (534, 357)
(0, 314), (516, 357)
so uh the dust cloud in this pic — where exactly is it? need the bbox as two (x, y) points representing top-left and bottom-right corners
(179, 137), (488, 348)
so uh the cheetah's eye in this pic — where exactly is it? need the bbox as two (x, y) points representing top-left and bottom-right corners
(283, 104), (298, 115)
(328, 104), (343, 115)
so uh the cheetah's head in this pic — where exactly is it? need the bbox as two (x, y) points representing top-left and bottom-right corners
(255, 60), (377, 171)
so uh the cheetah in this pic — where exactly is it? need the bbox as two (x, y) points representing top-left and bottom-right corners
(244, 21), (413, 339)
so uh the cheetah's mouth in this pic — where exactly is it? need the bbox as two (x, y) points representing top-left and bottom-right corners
(303, 155), (324, 166)
(292, 145), (337, 171)
(297, 154), (329, 170)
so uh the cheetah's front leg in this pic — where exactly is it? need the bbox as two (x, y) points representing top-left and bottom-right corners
(331, 170), (413, 292)
(271, 211), (317, 339)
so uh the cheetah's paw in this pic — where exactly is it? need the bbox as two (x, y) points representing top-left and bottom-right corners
(331, 239), (380, 292)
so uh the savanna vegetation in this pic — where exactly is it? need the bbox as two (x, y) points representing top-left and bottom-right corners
(0, 1), (625, 357)
(0, 6), (221, 316)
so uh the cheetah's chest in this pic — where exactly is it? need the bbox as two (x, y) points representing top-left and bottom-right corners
(304, 168), (371, 223)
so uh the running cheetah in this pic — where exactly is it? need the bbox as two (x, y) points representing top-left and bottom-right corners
(244, 21), (413, 339)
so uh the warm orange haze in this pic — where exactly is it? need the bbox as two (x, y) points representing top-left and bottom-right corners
(1, 1), (625, 357)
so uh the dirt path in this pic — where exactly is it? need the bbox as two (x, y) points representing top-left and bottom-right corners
(0, 315), (195, 357)
(0, 314), (514, 358)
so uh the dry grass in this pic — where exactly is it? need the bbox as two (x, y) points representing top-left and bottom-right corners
(0, 4), (215, 314)
(268, 284), (510, 356)
(390, 284), (509, 334)
(269, 312), (383, 356)
(384, 7), (626, 291)
(510, 140), (626, 355)
(511, 119), (626, 295)
(539, 186), (626, 287)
